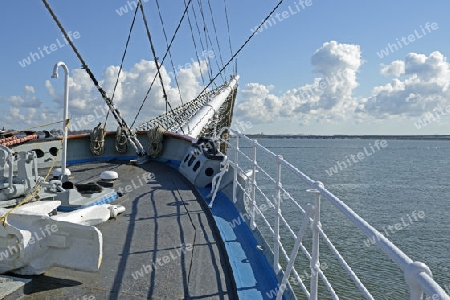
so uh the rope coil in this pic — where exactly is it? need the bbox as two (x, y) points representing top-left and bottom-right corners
(115, 126), (128, 154)
(147, 126), (165, 157)
(90, 123), (106, 156)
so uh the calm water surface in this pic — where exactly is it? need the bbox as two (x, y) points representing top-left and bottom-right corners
(234, 138), (450, 299)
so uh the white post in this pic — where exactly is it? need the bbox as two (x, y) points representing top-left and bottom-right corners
(233, 135), (239, 203)
(275, 204), (315, 300)
(52, 62), (70, 180)
(250, 140), (257, 230)
(310, 190), (321, 300)
(273, 155), (282, 274)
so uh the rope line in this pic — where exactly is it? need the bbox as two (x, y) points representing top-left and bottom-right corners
(197, 0), (286, 97)
(130, 0), (193, 129)
(183, 0), (206, 86)
(154, 0), (185, 107)
(137, 0), (187, 133)
(190, 0), (211, 81)
(222, 0), (236, 73)
(41, 0), (146, 156)
(206, 0), (225, 72)
(42, 0), (111, 108)
(138, 0), (169, 114)
(107, 3), (141, 124)
(194, 0), (223, 82)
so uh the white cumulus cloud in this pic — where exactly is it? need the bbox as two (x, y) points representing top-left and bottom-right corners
(0, 59), (210, 131)
(235, 41), (363, 125)
(381, 60), (405, 77)
(362, 51), (450, 118)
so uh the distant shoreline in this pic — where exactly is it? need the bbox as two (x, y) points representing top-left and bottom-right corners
(8, 130), (447, 141)
(244, 134), (450, 140)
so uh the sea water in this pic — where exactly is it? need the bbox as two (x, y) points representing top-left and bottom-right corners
(233, 138), (450, 299)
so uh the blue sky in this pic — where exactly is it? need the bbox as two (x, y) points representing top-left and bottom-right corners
(1, 0), (450, 135)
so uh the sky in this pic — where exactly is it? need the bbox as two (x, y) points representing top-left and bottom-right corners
(1, 0), (450, 135)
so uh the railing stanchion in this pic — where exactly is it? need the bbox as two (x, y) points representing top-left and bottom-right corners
(273, 155), (282, 274)
(233, 134), (239, 203)
(276, 204), (315, 300)
(309, 186), (322, 300)
(250, 140), (257, 230)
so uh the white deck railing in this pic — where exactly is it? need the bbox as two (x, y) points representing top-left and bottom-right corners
(213, 128), (449, 300)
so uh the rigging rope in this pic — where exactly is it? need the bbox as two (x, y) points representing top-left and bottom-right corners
(194, 0), (223, 82)
(130, 0), (193, 130)
(106, 3), (141, 124)
(154, 0), (185, 107)
(189, 0), (212, 81)
(137, 0), (169, 114)
(42, 0), (115, 119)
(41, 0), (145, 155)
(183, 0), (206, 86)
(197, 0), (286, 97)
(208, 0), (223, 65)
(222, 0), (236, 73)
(43, 0), (283, 141)
(137, 0), (188, 133)
(206, 0), (225, 72)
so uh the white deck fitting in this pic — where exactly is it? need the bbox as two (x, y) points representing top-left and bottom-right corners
(0, 201), (102, 275)
(51, 204), (125, 226)
(101, 170), (119, 180)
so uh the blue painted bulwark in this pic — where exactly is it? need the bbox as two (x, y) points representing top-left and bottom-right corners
(197, 188), (283, 300)
(67, 156), (138, 165)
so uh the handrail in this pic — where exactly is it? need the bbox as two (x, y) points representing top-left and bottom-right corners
(214, 127), (450, 300)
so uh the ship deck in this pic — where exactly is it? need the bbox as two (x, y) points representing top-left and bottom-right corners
(5, 160), (236, 299)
